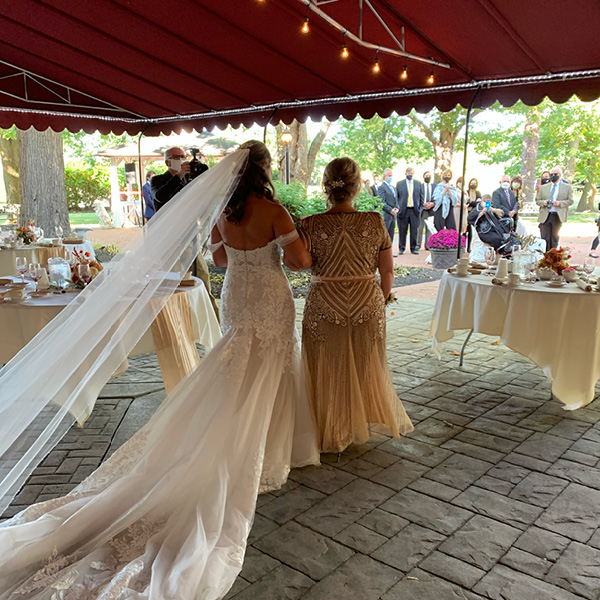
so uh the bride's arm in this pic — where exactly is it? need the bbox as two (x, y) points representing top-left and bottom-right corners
(210, 224), (228, 267)
(378, 247), (394, 299)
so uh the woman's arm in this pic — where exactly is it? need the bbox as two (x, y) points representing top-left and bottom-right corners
(210, 223), (228, 267)
(274, 208), (312, 271)
(378, 246), (394, 299)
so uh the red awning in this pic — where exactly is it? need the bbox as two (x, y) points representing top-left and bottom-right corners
(0, 0), (599, 134)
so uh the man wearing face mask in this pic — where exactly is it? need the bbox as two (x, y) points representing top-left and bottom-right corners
(419, 170), (436, 250)
(432, 169), (458, 231)
(377, 167), (400, 254)
(536, 165), (573, 250)
(151, 147), (192, 211)
(492, 174), (519, 223)
(395, 167), (424, 255)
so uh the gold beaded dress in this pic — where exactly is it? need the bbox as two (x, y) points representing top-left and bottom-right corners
(301, 211), (413, 453)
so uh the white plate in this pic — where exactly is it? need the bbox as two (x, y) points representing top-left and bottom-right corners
(4, 295), (31, 302)
(546, 281), (566, 288)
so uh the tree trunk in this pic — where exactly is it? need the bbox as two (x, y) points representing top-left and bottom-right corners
(564, 134), (581, 183)
(576, 180), (596, 212)
(17, 127), (70, 236)
(275, 119), (330, 187)
(433, 129), (456, 182)
(0, 137), (20, 205)
(520, 107), (541, 206)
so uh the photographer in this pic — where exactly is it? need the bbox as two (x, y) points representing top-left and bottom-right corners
(590, 201), (600, 259)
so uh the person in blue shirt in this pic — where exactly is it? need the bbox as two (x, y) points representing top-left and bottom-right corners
(143, 170), (156, 220)
(432, 168), (458, 230)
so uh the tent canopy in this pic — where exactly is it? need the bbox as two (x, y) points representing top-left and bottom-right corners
(1, 0), (599, 134)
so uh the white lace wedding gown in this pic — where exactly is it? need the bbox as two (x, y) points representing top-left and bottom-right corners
(0, 231), (319, 599)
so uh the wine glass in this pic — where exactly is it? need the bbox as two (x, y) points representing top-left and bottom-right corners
(77, 263), (92, 286)
(525, 255), (538, 283)
(583, 256), (595, 276)
(484, 247), (496, 274)
(28, 263), (43, 292)
(15, 256), (28, 283)
(55, 224), (63, 244)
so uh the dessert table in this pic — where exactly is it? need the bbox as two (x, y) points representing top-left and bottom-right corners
(431, 272), (600, 410)
(0, 275), (221, 393)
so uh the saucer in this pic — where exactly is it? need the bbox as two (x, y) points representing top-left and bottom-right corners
(4, 295), (31, 302)
(452, 272), (468, 278)
(546, 281), (566, 288)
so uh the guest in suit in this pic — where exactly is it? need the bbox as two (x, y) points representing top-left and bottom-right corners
(377, 168), (399, 254)
(465, 177), (481, 252)
(142, 170), (156, 221)
(396, 167), (424, 255)
(536, 165), (573, 250)
(419, 170), (436, 250)
(370, 174), (381, 196)
(432, 169), (457, 231)
(492, 175), (519, 224)
(151, 147), (192, 211)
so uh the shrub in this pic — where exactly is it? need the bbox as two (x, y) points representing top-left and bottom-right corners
(65, 162), (110, 212)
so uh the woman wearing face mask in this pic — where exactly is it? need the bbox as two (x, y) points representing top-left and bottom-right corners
(465, 178), (481, 252)
(536, 170), (551, 193)
(432, 169), (458, 231)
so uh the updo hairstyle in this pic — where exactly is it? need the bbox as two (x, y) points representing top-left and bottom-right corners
(322, 157), (362, 205)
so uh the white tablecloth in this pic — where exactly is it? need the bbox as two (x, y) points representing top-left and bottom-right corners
(0, 276), (221, 365)
(0, 242), (96, 276)
(62, 240), (96, 261)
(431, 272), (600, 410)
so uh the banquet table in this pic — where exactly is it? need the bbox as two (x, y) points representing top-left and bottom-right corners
(431, 272), (600, 410)
(0, 241), (96, 276)
(0, 275), (221, 393)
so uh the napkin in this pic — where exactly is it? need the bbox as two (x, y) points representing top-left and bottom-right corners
(38, 269), (50, 290)
(63, 237), (84, 244)
(491, 277), (506, 286)
(575, 277), (593, 292)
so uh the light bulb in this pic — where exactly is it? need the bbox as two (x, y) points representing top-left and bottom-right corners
(400, 65), (408, 80)
(373, 57), (380, 73)
(301, 17), (310, 34)
(341, 43), (349, 59)
(427, 71), (435, 84)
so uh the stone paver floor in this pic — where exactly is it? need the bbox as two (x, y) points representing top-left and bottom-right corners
(3, 298), (600, 600)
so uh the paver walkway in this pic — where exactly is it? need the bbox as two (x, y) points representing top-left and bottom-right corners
(3, 299), (600, 600)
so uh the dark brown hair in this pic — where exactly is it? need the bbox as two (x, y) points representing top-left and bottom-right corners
(323, 157), (362, 205)
(225, 140), (277, 224)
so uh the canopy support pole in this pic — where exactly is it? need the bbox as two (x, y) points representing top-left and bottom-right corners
(457, 85), (481, 260)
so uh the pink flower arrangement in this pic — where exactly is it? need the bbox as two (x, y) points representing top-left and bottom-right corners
(426, 228), (466, 250)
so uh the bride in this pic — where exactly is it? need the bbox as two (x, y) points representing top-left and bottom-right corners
(0, 140), (319, 599)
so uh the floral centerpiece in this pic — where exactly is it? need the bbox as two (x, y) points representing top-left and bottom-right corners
(538, 246), (570, 275)
(70, 248), (103, 286)
(15, 222), (36, 245)
(426, 228), (466, 269)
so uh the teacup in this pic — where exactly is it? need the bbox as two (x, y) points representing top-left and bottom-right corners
(456, 264), (469, 276)
(508, 273), (520, 286)
(8, 287), (25, 300)
(10, 241), (19, 248)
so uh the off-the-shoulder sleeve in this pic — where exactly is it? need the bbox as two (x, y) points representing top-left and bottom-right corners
(274, 229), (300, 247)
(377, 214), (392, 250)
(207, 240), (224, 252)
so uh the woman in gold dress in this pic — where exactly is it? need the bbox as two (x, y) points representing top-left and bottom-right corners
(301, 158), (413, 454)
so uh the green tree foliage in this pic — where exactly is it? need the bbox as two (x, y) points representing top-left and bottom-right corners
(64, 161), (110, 211)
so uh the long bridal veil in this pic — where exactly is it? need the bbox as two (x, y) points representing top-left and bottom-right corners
(0, 149), (249, 514)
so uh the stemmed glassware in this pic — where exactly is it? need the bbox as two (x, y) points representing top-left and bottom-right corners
(583, 256), (596, 277)
(28, 263), (44, 291)
(484, 247), (496, 275)
(15, 257), (28, 283)
(55, 224), (63, 245)
(525, 255), (538, 283)
(77, 263), (92, 286)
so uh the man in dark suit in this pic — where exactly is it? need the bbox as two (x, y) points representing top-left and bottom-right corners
(370, 174), (380, 196)
(396, 167), (424, 255)
(151, 147), (191, 211)
(419, 170), (436, 250)
(492, 174), (519, 222)
(377, 168), (399, 254)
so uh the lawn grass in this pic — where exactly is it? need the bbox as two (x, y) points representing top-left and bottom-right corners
(522, 211), (597, 225)
(0, 212), (101, 226)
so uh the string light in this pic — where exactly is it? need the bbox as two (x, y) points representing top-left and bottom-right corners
(373, 51), (380, 73)
(400, 65), (408, 80)
(341, 42), (349, 59)
(427, 71), (435, 84)
(301, 15), (310, 34)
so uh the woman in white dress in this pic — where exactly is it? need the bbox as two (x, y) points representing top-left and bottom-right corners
(0, 141), (319, 599)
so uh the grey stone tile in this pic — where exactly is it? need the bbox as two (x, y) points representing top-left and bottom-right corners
(239, 547), (281, 583)
(248, 514), (279, 545)
(371, 460), (430, 491)
(536, 483), (600, 543)
(371, 523), (446, 572)
(509, 472), (570, 508)
(254, 521), (353, 581)
(288, 464), (356, 495)
(409, 418), (464, 446)
(378, 437), (452, 467)
(256, 484), (325, 525)
(334, 522), (387, 553)
(454, 429), (520, 454)
(514, 527), (571, 561)
(546, 419), (591, 441)
(484, 397), (541, 424)
(473, 564), (583, 600)
(408, 478), (462, 502)
(473, 475), (515, 496)
(296, 479), (394, 537)
(561, 450), (598, 467)
(546, 459), (600, 489)
(428, 397), (486, 419)
(500, 547), (552, 578)
(98, 382), (164, 398)
(233, 565), (314, 600)
(486, 461), (531, 484)
(419, 551), (486, 589)
(223, 576), (250, 599)
(467, 417), (532, 442)
(546, 542), (600, 600)
(410, 382), (457, 401)
(503, 451), (553, 473)
(339, 458), (384, 479)
(383, 577), (483, 599)
(433, 371), (479, 387)
(360, 448), (400, 468)
(439, 515), (521, 570)
(357, 508), (409, 538)
(570, 438), (600, 457)
(452, 486), (543, 529)
(382, 489), (473, 535)
(513, 432), (573, 463)
(430, 411), (473, 428)
(425, 454), (491, 491)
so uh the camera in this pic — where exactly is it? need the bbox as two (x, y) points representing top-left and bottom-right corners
(189, 148), (208, 179)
